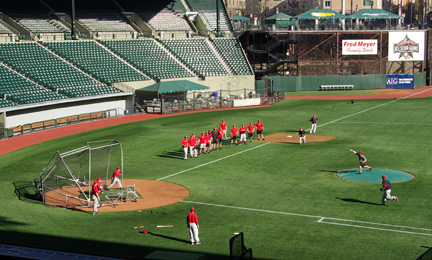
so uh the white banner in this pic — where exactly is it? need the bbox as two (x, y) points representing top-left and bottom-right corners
(233, 98), (261, 107)
(388, 32), (425, 61)
(342, 39), (378, 55)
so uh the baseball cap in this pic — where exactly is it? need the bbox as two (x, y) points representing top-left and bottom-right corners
(184, 135), (187, 138)
(213, 128), (216, 130)
(300, 127), (303, 129)
(97, 177), (101, 181)
(117, 166), (120, 169)
(93, 181), (97, 184)
(382, 175), (387, 179)
(314, 114), (316, 116)
(191, 207), (195, 212)
(359, 151), (363, 154)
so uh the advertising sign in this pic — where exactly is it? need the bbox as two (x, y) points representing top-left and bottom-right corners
(233, 98), (261, 107)
(388, 32), (425, 61)
(342, 39), (378, 55)
(386, 74), (414, 89)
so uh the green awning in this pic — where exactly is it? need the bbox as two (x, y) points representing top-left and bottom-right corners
(136, 80), (210, 94)
(231, 15), (249, 21)
(295, 9), (351, 20)
(348, 9), (403, 19)
(265, 12), (293, 27)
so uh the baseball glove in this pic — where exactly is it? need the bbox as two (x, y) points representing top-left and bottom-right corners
(103, 184), (108, 190)
(380, 188), (383, 191)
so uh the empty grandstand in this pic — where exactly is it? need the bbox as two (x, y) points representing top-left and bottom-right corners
(44, 40), (149, 84)
(187, 0), (233, 32)
(76, 11), (136, 33)
(6, 12), (70, 34)
(161, 38), (230, 77)
(212, 38), (253, 75)
(102, 39), (196, 80)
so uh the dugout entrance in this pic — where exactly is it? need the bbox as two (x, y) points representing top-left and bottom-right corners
(38, 139), (123, 209)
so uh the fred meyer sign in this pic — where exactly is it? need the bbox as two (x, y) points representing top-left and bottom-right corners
(342, 39), (378, 55)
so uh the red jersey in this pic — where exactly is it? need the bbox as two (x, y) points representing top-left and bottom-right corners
(199, 135), (206, 144)
(205, 133), (211, 143)
(240, 126), (246, 134)
(231, 127), (238, 136)
(92, 184), (99, 196)
(182, 139), (188, 148)
(220, 122), (227, 130)
(189, 136), (197, 146)
(247, 125), (255, 133)
(218, 129), (222, 138)
(113, 169), (121, 178)
(95, 180), (101, 190)
(187, 212), (199, 225)
(255, 122), (263, 131)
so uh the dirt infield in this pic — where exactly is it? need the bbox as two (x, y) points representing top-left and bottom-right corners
(44, 179), (190, 212)
(255, 133), (336, 144)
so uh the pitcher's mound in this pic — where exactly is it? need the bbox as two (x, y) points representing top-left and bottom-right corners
(255, 133), (336, 144)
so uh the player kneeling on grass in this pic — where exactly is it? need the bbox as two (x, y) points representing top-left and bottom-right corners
(380, 175), (399, 205)
(299, 127), (306, 144)
(349, 149), (372, 174)
(107, 166), (122, 190)
(92, 181), (100, 215)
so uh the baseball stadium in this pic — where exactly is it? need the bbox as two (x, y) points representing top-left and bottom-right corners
(1, 0), (432, 259)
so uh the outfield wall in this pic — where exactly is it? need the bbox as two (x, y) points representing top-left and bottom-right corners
(260, 72), (427, 92)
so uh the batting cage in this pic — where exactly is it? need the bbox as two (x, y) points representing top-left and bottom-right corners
(38, 139), (123, 209)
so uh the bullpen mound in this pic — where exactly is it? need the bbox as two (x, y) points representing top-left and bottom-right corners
(255, 133), (336, 144)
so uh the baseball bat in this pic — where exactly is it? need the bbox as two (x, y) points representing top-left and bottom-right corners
(133, 226), (145, 229)
(157, 225), (173, 228)
(134, 210), (168, 214)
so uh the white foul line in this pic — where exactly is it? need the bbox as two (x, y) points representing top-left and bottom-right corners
(334, 122), (432, 126)
(157, 142), (270, 181)
(313, 87), (432, 130)
(181, 200), (432, 237)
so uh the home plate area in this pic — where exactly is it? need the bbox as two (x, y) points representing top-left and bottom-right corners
(255, 133), (336, 144)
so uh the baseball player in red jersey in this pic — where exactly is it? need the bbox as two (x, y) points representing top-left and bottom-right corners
(107, 166), (122, 190)
(220, 119), (228, 140)
(189, 133), (198, 158)
(92, 181), (100, 215)
(247, 122), (255, 142)
(239, 124), (247, 145)
(349, 149), (372, 174)
(217, 127), (223, 149)
(95, 177), (104, 194)
(205, 131), (211, 153)
(187, 207), (200, 245)
(182, 136), (189, 160)
(207, 130), (213, 152)
(230, 124), (239, 146)
(199, 132), (207, 155)
(254, 119), (265, 140)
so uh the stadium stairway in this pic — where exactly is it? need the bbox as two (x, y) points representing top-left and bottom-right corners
(205, 38), (233, 75)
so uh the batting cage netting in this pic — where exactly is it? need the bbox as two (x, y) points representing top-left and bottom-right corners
(230, 232), (252, 260)
(38, 139), (123, 209)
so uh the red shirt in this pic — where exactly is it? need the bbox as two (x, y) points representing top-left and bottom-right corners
(231, 127), (238, 136)
(205, 133), (211, 143)
(220, 122), (227, 130)
(255, 122), (263, 131)
(247, 125), (255, 133)
(182, 139), (188, 148)
(218, 129), (222, 138)
(92, 184), (99, 196)
(189, 136), (197, 146)
(187, 212), (199, 225)
(95, 180), (101, 190)
(199, 135), (206, 144)
(113, 169), (121, 178)
(240, 126), (246, 134)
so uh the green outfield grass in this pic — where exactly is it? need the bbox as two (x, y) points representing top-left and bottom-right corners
(284, 90), (382, 96)
(1, 96), (432, 259)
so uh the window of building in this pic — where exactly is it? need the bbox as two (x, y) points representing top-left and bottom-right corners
(363, 0), (373, 6)
(324, 0), (331, 7)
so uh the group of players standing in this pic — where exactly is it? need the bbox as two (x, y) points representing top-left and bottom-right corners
(181, 119), (265, 160)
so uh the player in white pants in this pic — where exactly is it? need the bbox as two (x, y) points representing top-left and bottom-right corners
(181, 136), (188, 160)
(299, 127), (306, 144)
(92, 181), (100, 215)
(107, 166), (122, 190)
(189, 133), (198, 158)
(309, 114), (318, 134)
(381, 175), (399, 205)
(187, 207), (200, 245)
(239, 124), (247, 145)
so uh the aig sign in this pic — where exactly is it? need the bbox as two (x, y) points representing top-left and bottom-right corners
(386, 74), (414, 89)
